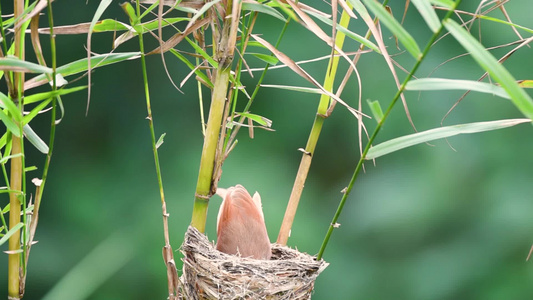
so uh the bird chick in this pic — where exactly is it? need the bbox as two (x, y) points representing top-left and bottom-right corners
(216, 185), (271, 260)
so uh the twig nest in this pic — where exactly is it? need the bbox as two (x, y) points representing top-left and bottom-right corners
(180, 226), (328, 299)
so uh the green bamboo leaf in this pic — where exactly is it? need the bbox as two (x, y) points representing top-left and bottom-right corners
(24, 98), (52, 125)
(0, 222), (23, 247)
(406, 78), (509, 99)
(411, 0), (441, 33)
(0, 92), (22, 122)
(306, 9), (381, 53)
(92, 19), (131, 32)
(348, 0), (371, 19)
(237, 112), (272, 127)
(120, 2), (138, 25)
(444, 19), (533, 120)
(366, 99), (384, 123)
(0, 153), (23, 165)
(185, 37), (218, 68)
(168, 49), (213, 88)
(428, 0), (455, 9)
(57, 53), (139, 76)
(0, 56), (53, 74)
(518, 80), (533, 88)
(26, 52), (141, 89)
(25, 166), (37, 172)
(248, 53), (279, 65)
(186, 0), (220, 32)
(24, 86), (87, 105)
(362, 0), (421, 58)
(366, 119), (531, 159)
(268, 0), (298, 21)
(141, 17), (189, 31)
(156, 133), (166, 149)
(0, 109), (21, 137)
(23, 124), (49, 154)
(243, 2), (286, 22)
(261, 84), (323, 94)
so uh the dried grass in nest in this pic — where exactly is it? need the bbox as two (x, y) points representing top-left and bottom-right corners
(179, 226), (328, 299)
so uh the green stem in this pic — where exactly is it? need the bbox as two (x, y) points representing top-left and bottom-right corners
(27, 0), (58, 272)
(191, 0), (240, 233)
(135, 2), (178, 297)
(191, 66), (231, 233)
(8, 0), (25, 297)
(316, 0), (462, 260)
(276, 6), (352, 245)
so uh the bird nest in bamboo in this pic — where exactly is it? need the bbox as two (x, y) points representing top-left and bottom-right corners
(179, 226), (328, 299)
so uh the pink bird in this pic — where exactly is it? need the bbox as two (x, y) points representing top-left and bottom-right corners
(216, 185), (271, 260)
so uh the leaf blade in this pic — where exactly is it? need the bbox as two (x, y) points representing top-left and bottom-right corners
(444, 19), (533, 120)
(405, 78), (510, 99)
(366, 119), (532, 159)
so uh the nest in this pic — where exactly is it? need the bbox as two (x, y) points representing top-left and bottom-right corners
(180, 226), (328, 299)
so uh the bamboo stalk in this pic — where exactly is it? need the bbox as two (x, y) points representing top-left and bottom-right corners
(134, 1), (179, 298)
(191, 66), (231, 233)
(8, 0), (25, 297)
(190, 0), (240, 233)
(277, 7), (352, 245)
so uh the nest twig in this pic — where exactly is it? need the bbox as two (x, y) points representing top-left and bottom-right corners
(180, 226), (328, 299)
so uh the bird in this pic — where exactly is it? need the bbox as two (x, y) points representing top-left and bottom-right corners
(215, 184), (271, 260)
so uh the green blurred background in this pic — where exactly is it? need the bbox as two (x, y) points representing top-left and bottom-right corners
(2, 1), (533, 299)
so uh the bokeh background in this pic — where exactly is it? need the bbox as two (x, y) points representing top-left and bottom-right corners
(1, 1), (533, 299)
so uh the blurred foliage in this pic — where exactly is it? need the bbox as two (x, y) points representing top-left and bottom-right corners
(1, 0), (533, 299)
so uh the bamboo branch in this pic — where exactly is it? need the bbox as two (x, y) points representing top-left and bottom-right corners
(277, 5), (352, 245)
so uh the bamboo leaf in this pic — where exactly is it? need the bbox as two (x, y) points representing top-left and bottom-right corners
(0, 109), (21, 137)
(23, 86), (88, 105)
(0, 92), (22, 122)
(410, 0), (440, 33)
(37, 19), (131, 34)
(23, 124), (49, 154)
(23, 98), (52, 125)
(120, 2), (138, 25)
(366, 119), (532, 159)
(242, 1), (286, 22)
(444, 19), (533, 120)
(237, 112), (272, 127)
(362, 0), (421, 59)
(306, 9), (381, 53)
(366, 99), (384, 123)
(249, 53), (279, 65)
(428, 0), (454, 9)
(168, 49), (213, 88)
(0, 222), (23, 247)
(518, 80), (533, 88)
(156, 133), (166, 149)
(261, 84), (323, 94)
(0, 56), (53, 74)
(185, 0), (220, 32)
(406, 78), (510, 99)
(25, 53), (141, 90)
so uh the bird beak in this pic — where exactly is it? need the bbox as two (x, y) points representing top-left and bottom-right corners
(216, 187), (228, 199)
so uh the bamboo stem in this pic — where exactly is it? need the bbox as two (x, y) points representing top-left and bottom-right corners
(134, 1), (179, 298)
(8, 0), (25, 297)
(8, 138), (22, 299)
(277, 8), (352, 245)
(191, 0), (240, 233)
(191, 66), (231, 233)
